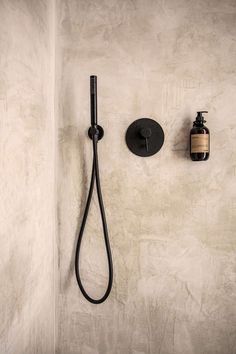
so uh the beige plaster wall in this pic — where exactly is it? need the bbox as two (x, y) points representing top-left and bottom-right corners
(57, 0), (236, 354)
(57, 1), (236, 353)
(0, 1), (55, 353)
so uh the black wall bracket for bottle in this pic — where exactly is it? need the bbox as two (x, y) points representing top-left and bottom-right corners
(126, 118), (164, 157)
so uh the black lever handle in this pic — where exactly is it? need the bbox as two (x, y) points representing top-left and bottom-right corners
(140, 127), (152, 152)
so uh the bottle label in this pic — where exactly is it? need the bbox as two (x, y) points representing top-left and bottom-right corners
(191, 134), (209, 153)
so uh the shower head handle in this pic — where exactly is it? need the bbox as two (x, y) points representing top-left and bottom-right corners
(88, 75), (104, 140)
(90, 75), (97, 126)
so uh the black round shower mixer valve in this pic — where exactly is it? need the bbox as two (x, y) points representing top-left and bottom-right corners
(126, 118), (164, 157)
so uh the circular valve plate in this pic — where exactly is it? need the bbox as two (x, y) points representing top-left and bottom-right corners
(125, 118), (164, 157)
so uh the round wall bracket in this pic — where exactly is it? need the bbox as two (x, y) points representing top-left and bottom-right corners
(88, 125), (104, 140)
(126, 118), (164, 157)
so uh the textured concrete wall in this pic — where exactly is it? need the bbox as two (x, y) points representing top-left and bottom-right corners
(0, 1), (55, 353)
(57, 0), (236, 353)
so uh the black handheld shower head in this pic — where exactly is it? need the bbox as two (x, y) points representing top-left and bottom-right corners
(90, 75), (97, 126)
(88, 76), (104, 140)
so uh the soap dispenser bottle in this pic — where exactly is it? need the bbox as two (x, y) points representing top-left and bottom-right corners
(190, 111), (209, 161)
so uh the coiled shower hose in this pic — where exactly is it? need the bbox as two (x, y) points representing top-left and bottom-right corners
(75, 76), (113, 304)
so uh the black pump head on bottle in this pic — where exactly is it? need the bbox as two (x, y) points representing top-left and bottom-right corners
(196, 111), (208, 123)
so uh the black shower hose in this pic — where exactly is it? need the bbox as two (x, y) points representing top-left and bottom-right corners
(75, 130), (113, 304)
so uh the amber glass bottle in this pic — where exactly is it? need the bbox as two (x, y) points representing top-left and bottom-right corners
(190, 111), (209, 161)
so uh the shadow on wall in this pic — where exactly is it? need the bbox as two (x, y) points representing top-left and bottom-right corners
(57, 79), (90, 291)
(172, 117), (192, 159)
(59, 126), (89, 292)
